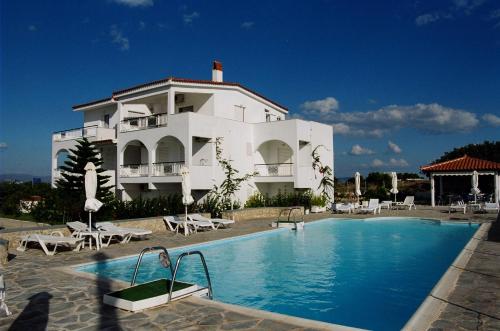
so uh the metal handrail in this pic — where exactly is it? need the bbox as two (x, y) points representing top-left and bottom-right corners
(169, 251), (213, 302)
(277, 206), (303, 231)
(53, 125), (98, 134)
(131, 246), (174, 286)
(254, 162), (293, 166)
(130, 247), (213, 303)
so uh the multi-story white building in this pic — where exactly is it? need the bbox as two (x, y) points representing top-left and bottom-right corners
(52, 62), (334, 204)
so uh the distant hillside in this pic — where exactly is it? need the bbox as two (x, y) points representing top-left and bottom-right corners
(0, 174), (51, 183)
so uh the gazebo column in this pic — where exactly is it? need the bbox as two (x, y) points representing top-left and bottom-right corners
(431, 174), (435, 207)
(495, 172), (499, 204)
(439, 176), (443, 204)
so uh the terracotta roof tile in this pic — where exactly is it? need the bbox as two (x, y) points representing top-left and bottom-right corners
(72, 97), (114, 110)
(421, 155), (500, 173)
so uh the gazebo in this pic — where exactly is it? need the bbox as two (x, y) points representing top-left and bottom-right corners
(421, 155), (500, 207)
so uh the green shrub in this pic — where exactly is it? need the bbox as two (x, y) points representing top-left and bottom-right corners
(311, 195), (327, 207)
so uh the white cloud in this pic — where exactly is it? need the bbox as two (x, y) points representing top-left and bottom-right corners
(389, 158), (409, 167)
(28, 25), (37, 31)
(388, 141), (402, 154)
(241, 21), (255, 29)
(331, 103), (478, 137)
(369, 158), (409, 168)
(349, 144), (375, 156)
(183, 12), (200, 24)
(0, 142), (7, 149)
(139, 21), (146, 30)
(110, 25), (130, 51)
(453, 0), (486, 14)
(111, 0), (153, 7)
(301, 97), (339, 115)
(482, 113), (500, 126)
(415, 13), (441, 26)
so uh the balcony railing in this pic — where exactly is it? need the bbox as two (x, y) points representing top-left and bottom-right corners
(120, 113), (168, 132)
(254, 163), (293, 176)
(53, 125), (115, 142)
(120, 164), (149, 177)
(152, 162), (184, 176)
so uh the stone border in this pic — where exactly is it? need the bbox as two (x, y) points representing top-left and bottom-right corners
(188, 296), (367, 331)
(57, 216), (484, 331)
(402, 222), (490, 331)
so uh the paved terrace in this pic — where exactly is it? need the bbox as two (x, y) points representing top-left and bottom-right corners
(0, 206), (498, 331)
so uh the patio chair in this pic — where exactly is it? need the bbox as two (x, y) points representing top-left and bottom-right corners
(395, 196), (416, 210)
(17, 231), (85, 256)
(332, 203), (353, 214)
(449, 200), (467, 214)
(482, 202), (499, 213)
(188, 213), (235, 229)
(359, 199), (380, 214)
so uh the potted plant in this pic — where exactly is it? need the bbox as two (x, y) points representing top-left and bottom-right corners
(310, 195), (327, 213)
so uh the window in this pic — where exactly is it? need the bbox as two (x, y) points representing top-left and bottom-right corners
(266, 114), (271, 122)
(179, 106), (194, 113)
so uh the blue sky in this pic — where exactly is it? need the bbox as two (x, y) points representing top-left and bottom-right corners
(1, 0), (499, 177)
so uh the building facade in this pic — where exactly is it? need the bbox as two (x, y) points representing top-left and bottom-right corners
(52, 62), (334, 204)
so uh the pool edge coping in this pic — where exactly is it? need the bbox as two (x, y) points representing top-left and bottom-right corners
(402, 221), (490, 331)
(57, 216), (482, 331)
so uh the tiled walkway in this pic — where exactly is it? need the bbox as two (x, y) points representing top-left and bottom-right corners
(0, 207), (498, 330)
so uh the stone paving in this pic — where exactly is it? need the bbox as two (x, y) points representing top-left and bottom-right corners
(0, 207), (498, 330)
(428, 214), (500, 331)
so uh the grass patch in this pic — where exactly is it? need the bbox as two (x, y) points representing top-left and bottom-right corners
(107, 279), (194, 302)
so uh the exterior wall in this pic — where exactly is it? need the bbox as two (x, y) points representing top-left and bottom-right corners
(56, 80), (333, 204)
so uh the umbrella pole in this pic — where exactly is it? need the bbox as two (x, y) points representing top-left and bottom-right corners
(89, 211), (92, 233)
(184, 205), (188, 236)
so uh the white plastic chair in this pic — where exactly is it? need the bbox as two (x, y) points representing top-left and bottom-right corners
(17, 231), (84, 256)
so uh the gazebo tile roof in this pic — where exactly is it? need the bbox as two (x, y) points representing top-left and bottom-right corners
(421, 155), (500, 173)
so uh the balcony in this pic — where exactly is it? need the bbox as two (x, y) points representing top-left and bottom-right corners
(53, 168), (67, 180)
(120, 164), (149, 177)
(255, 163), (293, 176)
(120, 113), (168, 133)
(152, 162), (184, 176)
(53, 125), (116, 142)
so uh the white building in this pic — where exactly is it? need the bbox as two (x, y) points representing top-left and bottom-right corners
(52, 62), (334, 204)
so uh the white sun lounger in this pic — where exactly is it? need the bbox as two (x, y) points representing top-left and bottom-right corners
(96, 222), (152, 237)
(17, 231), (85, 256)
(482, 202), (499, 213)
(163, 216), (214, 235)
(188, 214), (235, 229)
(359, 199), (380, 214)
(332, 203), (353, 214)
(449, 200), (467, 214)
(67, 221), (132, 247)
(395, 196), (416, 210)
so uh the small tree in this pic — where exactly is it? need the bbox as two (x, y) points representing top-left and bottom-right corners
(56, 138), (113, 221)
(209, 137), (257, 217)
(312, 145), (334, 203)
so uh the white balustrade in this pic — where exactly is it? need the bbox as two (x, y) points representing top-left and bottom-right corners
(152, 162), (184, 176)
(120, 164), (149, 177)
(254, 163), (293, 176)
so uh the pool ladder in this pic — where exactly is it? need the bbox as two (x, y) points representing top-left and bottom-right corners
(277, 206), (304, 231)
(130, 246), (213, 302)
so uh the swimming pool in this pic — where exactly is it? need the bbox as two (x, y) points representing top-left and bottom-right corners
(76, 218), (478, 330)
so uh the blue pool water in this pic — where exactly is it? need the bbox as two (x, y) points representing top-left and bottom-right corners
(77, 218), (478, 330)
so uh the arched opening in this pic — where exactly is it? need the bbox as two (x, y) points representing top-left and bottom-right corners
(121, 140), (149, 177)
(153, 136), (185, 176)
(255, 140), (293, 176)
(53, 149), (71, 181)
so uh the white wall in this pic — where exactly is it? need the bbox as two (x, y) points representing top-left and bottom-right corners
(83, 105), (118, 129)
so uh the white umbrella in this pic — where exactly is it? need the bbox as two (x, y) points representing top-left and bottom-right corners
(390, 172), (398, 202)
(84, 162), (103, 232)
(181, 166), (194, 236)
(471, 170), (480, 203)
(354, 172), (361, 202)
